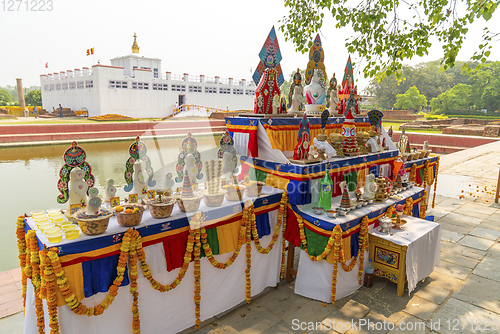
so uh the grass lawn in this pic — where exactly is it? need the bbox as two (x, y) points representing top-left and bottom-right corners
(0, 117), (163, 124)
(382, 121), (443, 134)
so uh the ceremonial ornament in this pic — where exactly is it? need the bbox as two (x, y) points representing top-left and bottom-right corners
(124, 137), (156, 192)
(337, 55), (361, 115)
(217, 131), (238, 174)
(175, 133), (203, 182)
(252, 26), (284, 87)
(57, 141), (95, 204)
(305, 34), (326, 85)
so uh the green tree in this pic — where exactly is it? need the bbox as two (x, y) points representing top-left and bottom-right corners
(465, 62), (500, 112)
(366, 60), (472, 109)
(394, 86), (427, 112)
(430, 84), (472, 114)
(25, 90), (42, 106)
(280, 1), (498, 79)
(0, 88), (13, 103)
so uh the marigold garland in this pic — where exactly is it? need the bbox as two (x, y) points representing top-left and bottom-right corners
(129, 231), (141, 334)
(404, 197), (414, 216)
(280, 192), (289, 279)
(245, 202), (252, 304)
(16, 192), (291, 332)
(432, 157), (440, 208)
(137, 230), (193, 292)
(298, 214), (369, 303)
(410, 163), (417, 184)
(420, 190), (428, 219)
(422, 160), (429, 187)
(193, 229), (202, 328)
(16, 216), (28, 310)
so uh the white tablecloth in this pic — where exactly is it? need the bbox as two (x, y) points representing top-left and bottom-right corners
(369, 216), (441, 295)
(24, 211), (282, 334)
(295, 250), (369, 303)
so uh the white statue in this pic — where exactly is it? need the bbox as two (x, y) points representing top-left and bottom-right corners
(272, 94), (280, 114)
(104, 178), (117, 203)
(423, 140), (429, 152)
(366, 136), (381, 153)
(162, 172), (175, 192)
(185, 153), (198, 183)
(132, 160), (148, 200)
(329, 89), (338, 114)
(68, 167), (88, 209)
(290, 86), (305, 113)
(86, 187), (102, 216)
(363, 174), (377, 200)
(304, 69), (327, 106)
(307, 145), (315, 160)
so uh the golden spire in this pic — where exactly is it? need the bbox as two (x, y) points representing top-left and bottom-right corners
(132, 32), (139, 54)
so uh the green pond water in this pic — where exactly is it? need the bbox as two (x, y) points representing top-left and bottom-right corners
(0, 134), (222, 272)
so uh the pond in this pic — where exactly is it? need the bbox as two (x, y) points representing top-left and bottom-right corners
(0, 134), (222, 271)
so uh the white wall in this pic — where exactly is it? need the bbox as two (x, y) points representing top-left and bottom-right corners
(41, 65), (255, 118)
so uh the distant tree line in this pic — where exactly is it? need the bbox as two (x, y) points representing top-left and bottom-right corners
(366, 60), (500, 114)
(0, 85), (42, 106)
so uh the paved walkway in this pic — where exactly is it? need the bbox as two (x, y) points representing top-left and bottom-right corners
(2, 142), (500, 333)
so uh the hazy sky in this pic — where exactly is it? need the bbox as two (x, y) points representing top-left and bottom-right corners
(1, 1), (498, 92)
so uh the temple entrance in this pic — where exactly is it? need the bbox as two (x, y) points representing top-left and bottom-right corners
(178, 95), (185, 107)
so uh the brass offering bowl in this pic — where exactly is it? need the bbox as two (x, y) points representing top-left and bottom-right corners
(147, 197), (175, 219)
(223, 185), (246, 202)
(74, 209), (113, 236)
(203, 191), (226, 207)
(114, 204), (147, 227)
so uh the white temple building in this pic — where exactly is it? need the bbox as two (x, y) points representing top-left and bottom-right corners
(40, 33), (255, 118)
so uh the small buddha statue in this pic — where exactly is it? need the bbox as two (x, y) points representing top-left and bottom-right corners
(131, 160), (148, 200)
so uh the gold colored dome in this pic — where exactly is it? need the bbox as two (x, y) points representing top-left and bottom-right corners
(132, 32), (139, 54)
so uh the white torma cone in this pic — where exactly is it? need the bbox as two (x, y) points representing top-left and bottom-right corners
(104, 178), (117, 203)
(68, 167), (88, 209)
(86, 187), (102, 215)
(132, 160), (148, 200)
(363, 174), (377, 200)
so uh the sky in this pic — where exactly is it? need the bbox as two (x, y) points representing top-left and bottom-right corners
(0, 0), (499, 93)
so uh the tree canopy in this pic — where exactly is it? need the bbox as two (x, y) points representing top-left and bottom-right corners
(366, 60), (472, 109)
(0, 88), (13, 103)
(394, 86), (427, 111)
(280, 0), (498, 79)
(430, 83), (472, 113)
(25, 90), (42, 106)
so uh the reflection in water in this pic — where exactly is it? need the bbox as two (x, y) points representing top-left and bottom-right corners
(0, 134), (222, 271)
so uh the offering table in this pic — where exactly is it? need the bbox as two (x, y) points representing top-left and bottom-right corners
(284, 186), (427, 303)
(369, 216), (441, 296)
(21, 188), (285, 334)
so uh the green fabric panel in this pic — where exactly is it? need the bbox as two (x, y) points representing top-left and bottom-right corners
(419, 168), (424, 183)
(343, 171), (358, 192)
(254, 168), (268, 183)
(300, 227), (329, 256)
(200, 227), (219, 257)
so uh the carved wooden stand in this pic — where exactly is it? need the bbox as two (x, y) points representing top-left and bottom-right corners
(369, 234), (408, 296)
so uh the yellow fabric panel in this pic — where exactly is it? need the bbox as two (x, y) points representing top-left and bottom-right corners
(357, 168), (368, 189)
(265, 173), (290, 191)
(56, 263), (85, 307)
(217, 220), (243, 254)
(264, 124), (371, 152)
(326, 235), (351, 264)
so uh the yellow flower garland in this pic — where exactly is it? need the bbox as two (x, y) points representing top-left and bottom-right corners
(193, 229), (202, 328)
(420, 190), (428, 219)
(410, 163), (417, 184)
(432, 157), (440, 208)
(404, 197), (414, 216)
(297, 214), (369, 302)
(16, 193), (290, 332)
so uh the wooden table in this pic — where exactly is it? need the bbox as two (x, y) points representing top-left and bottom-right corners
(369, 216), (441, 296)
